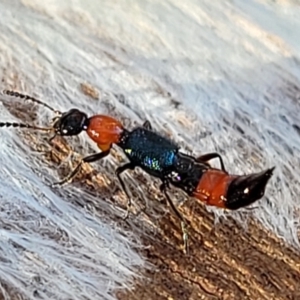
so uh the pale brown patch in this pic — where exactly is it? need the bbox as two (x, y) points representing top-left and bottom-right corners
(80, 82), (100, 100)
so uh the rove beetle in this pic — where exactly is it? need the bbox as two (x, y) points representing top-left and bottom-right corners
(1, 90), (274, 253)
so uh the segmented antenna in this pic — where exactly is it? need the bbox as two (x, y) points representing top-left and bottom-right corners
(0, 122), (53, 132)
(2, 90), (62, 115)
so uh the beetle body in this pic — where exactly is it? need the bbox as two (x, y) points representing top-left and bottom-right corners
(1, 89), (275, 253)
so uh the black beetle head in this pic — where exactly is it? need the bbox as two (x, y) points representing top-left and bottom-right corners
(52, 109), (88, 136)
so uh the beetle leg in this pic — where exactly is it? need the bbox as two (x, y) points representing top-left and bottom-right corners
(115, 163), (136, 219)
(52, 149), (110, 186)
(196, 152), (227, 173)
(160, 180), (189, 254)
(142, 120), (152, 130)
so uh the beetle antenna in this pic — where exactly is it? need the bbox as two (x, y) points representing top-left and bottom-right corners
(2, 90), (62, 115)
(0, 122), (53, 132)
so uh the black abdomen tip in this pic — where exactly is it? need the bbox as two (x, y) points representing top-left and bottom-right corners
(225, 167), (275, 210)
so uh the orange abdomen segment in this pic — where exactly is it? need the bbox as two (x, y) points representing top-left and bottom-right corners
(193, 169), (237, 208)
(86, 115), (124, 148)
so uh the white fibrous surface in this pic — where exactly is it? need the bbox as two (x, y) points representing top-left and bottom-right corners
(0, 0), (299, 299)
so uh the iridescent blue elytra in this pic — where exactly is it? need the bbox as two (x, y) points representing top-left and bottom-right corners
(118, 127), (178, 177)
